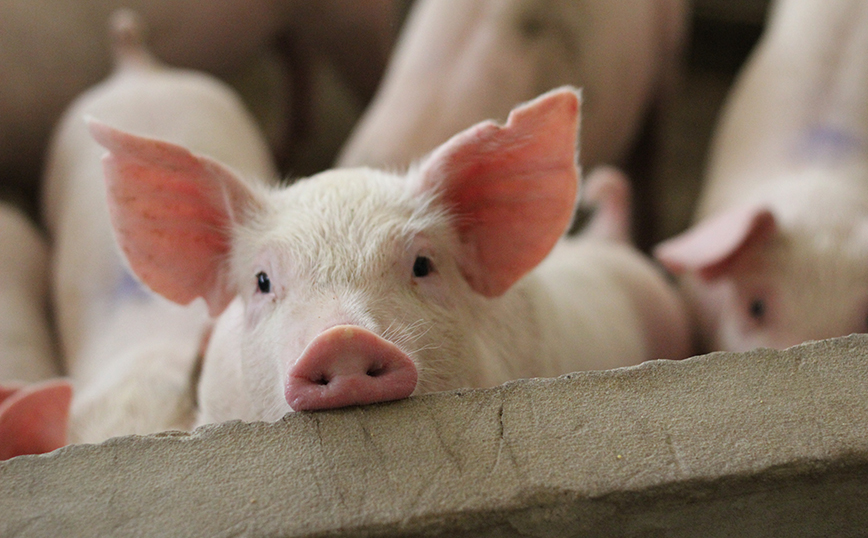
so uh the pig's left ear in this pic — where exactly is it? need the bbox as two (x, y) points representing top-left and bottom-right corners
(89, 120), (264, 316)
(415, 87), (581, 297)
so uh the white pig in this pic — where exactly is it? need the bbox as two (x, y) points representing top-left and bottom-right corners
(0, 203), (69, 458)
(41, 11), (277, 443)
(654, 0), (868, 352)
(337, 0), (686, 172)
(92, 86), (691, 425)
(0, 203), (57, 382)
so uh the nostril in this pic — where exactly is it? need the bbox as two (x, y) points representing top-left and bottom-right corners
(366, 364), (386, 377)
(315, 375), (330, 386)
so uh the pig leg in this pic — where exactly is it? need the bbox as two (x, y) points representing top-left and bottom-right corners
(0, 202), (57, 382)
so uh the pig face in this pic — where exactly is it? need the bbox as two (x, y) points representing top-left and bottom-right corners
(92, 87), (580, 416)
(656, 180), (868, 352)
(231, 170), (476, 416)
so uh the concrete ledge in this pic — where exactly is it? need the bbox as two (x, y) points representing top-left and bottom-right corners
(2, 335), (868, 537)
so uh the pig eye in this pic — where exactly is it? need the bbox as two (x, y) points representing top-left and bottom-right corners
(748, 298), (766, 321)
(256, 271), (271, 294)
(413, 256), (435, 278)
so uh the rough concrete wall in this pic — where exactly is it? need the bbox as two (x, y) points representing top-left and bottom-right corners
(2, 335), (867, 537)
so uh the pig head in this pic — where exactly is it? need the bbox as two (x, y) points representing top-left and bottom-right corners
(92, 87), (580, 422)
(337, 0), (685, 171)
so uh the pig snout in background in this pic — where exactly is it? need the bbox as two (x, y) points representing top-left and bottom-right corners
(655, 0), (868, 353)
(336, 0), (688, 247)
(0, 0), (400, 215)
(39, 10), (278, 444)
(93, 86), (691, 426)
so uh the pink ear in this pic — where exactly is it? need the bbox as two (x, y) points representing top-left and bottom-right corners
(654, 206), (777, 280)
(0, 380), (72, 460)
(89, 121), (263, 316)
(417, 87), (581, 297)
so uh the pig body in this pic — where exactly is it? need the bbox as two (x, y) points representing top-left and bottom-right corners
(0, 203), (57, 382)
(42, 12), (277, 443)
(93, 87), (690, 426)
(655, 0), (868, 352)
(337, 0), (686, 172)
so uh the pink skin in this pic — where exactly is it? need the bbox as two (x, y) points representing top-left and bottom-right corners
(286, 325), (418, 411)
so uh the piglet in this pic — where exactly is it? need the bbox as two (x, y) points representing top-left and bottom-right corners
(0, 203), (57, 383)
(0, 203), (69, 457)
(41, 10), (277, 443)
(93, 86), (690, 425)
(655, 0), (868, 352)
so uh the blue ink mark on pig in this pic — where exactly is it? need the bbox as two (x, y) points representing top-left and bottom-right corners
(797, 125), (865, 163)
(113, 268), (153, 304)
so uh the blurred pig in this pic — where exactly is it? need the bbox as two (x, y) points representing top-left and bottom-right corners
(655, 0), (868, 352)
(0, 204), (68, 458)
(92, 87), (690, 425)
(337, 0), (686, 172)
(0, 0), (398, 191)
(41, 11), (277, 443)
(0, 203), (57, 383)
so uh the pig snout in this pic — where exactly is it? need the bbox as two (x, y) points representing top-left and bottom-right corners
(285, 325), (418, 411)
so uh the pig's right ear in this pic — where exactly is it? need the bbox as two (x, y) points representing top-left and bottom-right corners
(415, 87), (581, 297)
(654, 205), (777, 280)
(89, 120), (263, 316)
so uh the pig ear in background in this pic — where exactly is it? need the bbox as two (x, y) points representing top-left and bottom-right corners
(417, 87), (581, 297)
(653, 206), (777, 280)
(0, 380), (72, 460)
(89, 120), (263, 317)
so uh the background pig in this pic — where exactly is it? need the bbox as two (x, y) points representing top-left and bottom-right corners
(93, 87), (690, 426)
(41, 11), (277, 443)
(0, 203), (57, 383)
(0, 0), (398, 203)
(0, 203), (69, 457)
(337, 0), (686, 173)
(654, 0), (868, 352)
